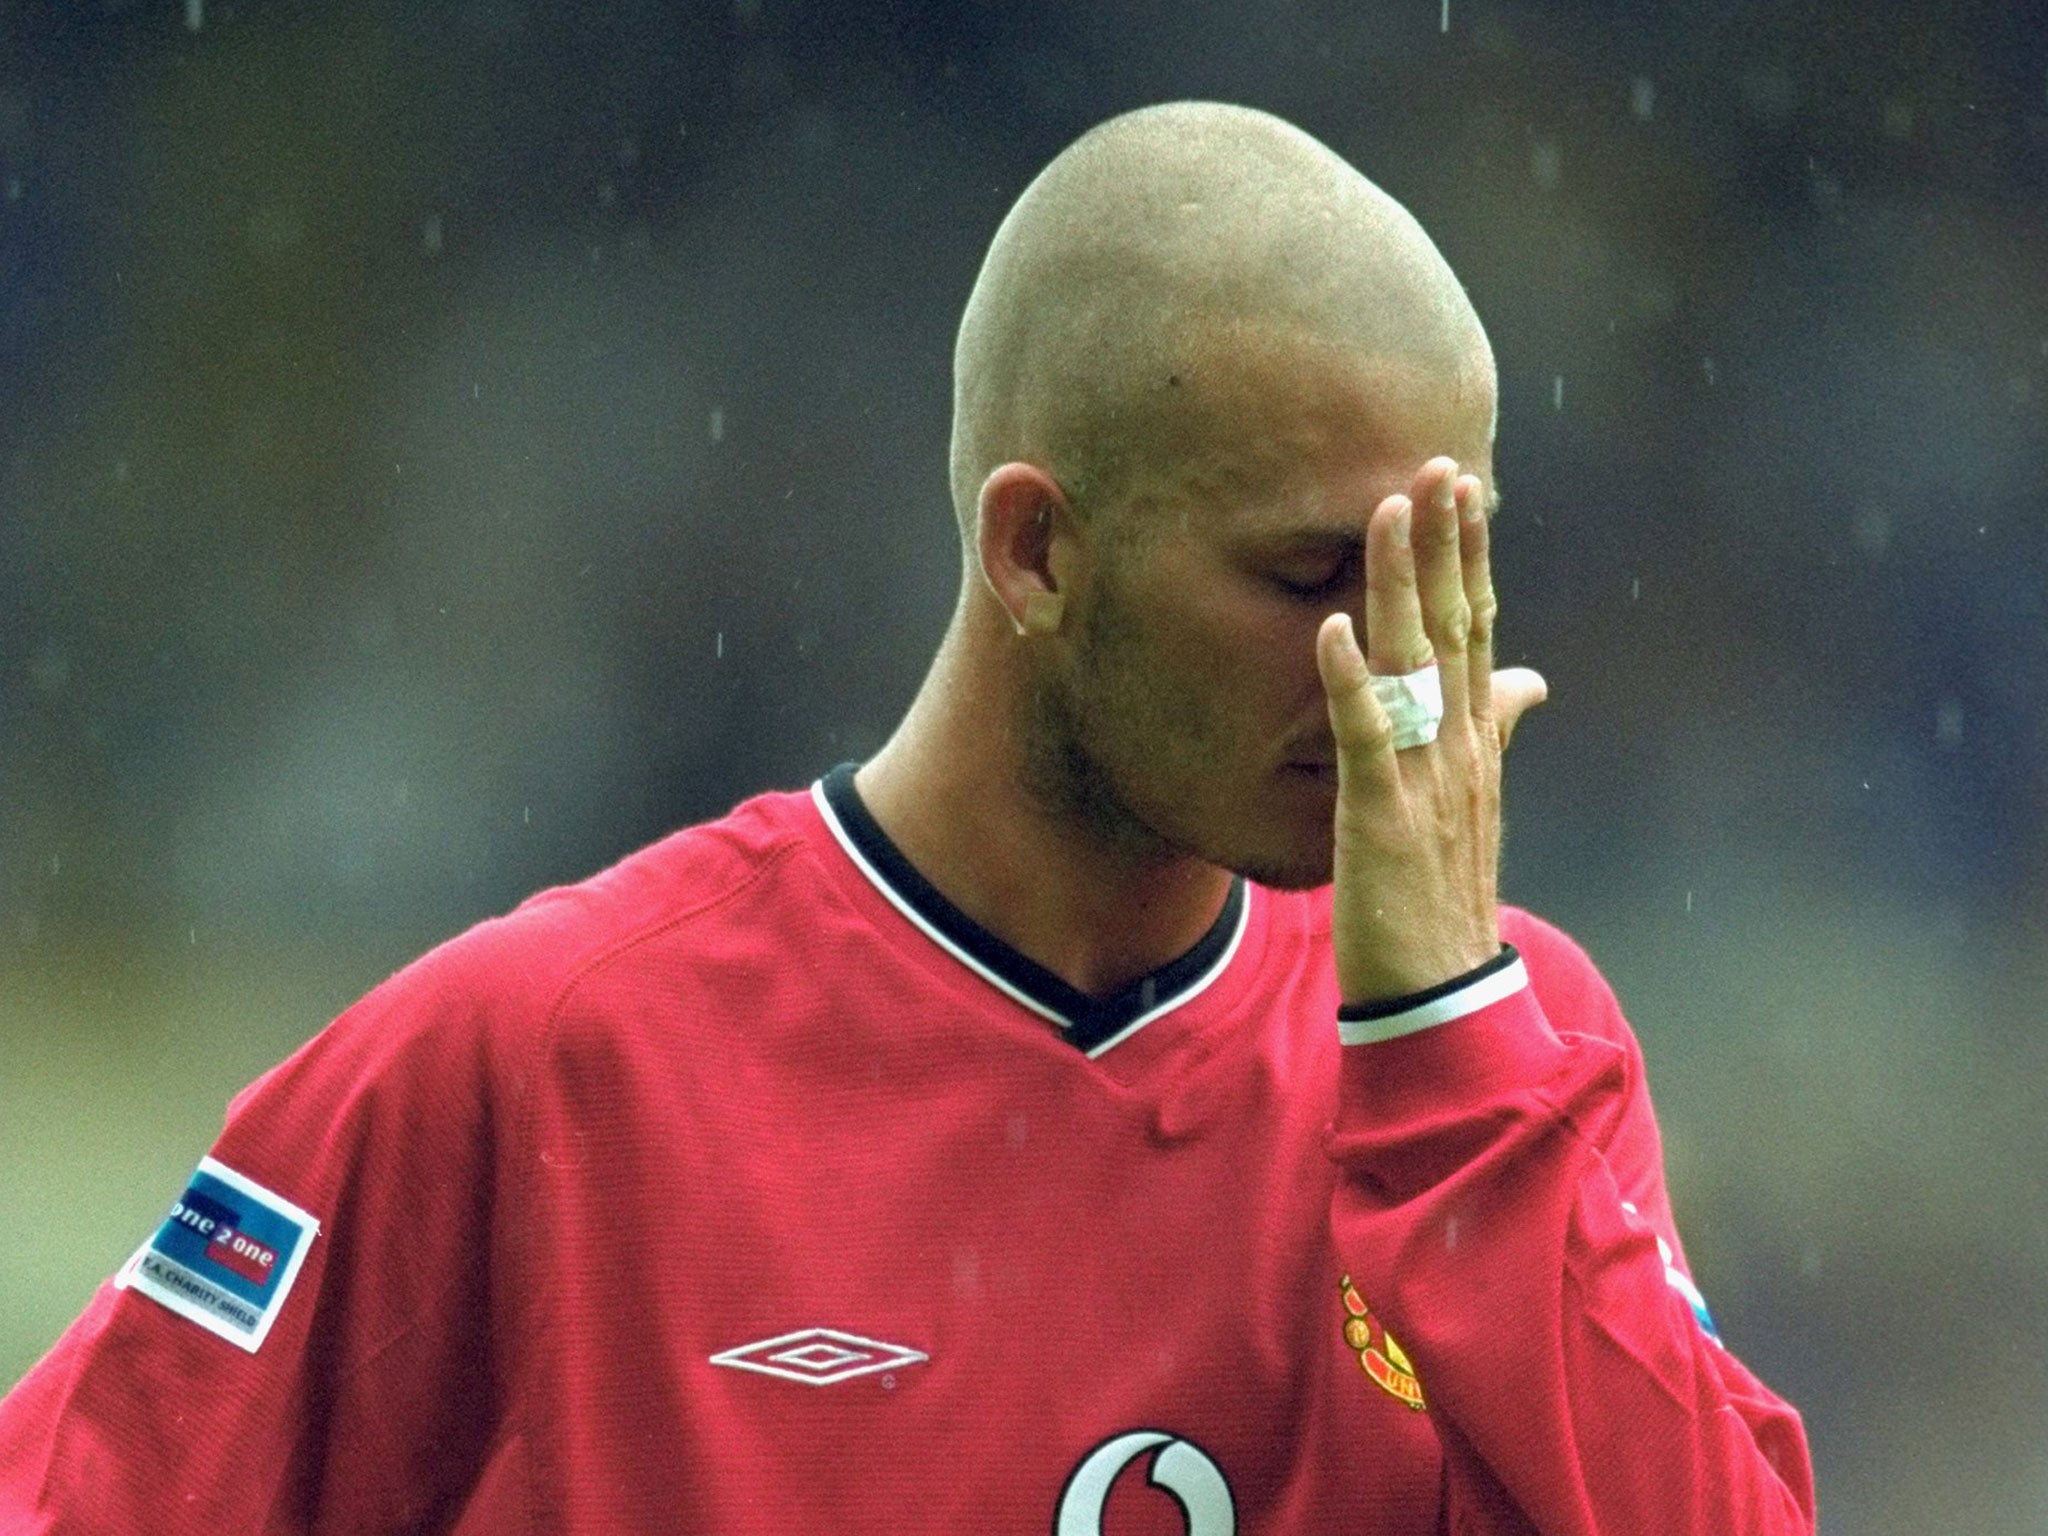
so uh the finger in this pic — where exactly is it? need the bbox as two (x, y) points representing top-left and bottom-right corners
(1490, 666), (1548, 749)
(1362, 495), (1432, 677)
(1413, 458), (1473, 717)
(1457, 474), (1499, 722)
(1317, 612), (1397, 785)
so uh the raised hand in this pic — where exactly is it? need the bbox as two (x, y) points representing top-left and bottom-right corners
(1314, 456), (1544, 1007)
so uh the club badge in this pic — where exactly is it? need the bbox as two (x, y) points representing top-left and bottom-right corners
(1339, 1274), (1425, 1411)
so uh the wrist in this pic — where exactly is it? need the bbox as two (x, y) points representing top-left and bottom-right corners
(1335, 926), (1502, 1012)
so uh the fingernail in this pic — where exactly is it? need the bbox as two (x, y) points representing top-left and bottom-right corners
(1393, 504), (1412, 547)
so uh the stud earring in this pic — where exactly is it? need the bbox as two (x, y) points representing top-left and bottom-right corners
(1020, 591), (1065, 634)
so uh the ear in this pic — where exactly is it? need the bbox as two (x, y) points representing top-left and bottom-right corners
(976, 462), (1074, 636)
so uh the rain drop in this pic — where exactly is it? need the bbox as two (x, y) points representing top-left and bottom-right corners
(1531, 139), (1562, 190)
(715, 630), (724, 659)
(1440, 0), (1449, 33)
(1629, 77), (1655, 121)
(709, 407), (725, 443)
(185, 0), (203, 31)
(1551, 375), (1564, 410)
(422, 214), (444, 255)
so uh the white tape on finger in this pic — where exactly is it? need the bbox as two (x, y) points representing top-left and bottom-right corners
(1370, 663), (1444, 750)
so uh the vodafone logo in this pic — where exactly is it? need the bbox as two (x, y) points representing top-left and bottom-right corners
(1054, 1430), (1235, 1536)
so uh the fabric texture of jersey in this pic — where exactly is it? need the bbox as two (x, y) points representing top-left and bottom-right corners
(0, 775), (1816, 1534)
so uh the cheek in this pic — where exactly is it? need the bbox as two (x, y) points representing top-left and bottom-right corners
(1086, 562), (1325, 745)
(1231, 608), (1330, 708)
(1166, 611), (1330, 750)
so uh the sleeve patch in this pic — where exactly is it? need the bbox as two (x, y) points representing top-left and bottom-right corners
(115, 1156), (320, 1353)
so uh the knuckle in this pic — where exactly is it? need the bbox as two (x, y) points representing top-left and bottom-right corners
(1469, 591), (1500, 637)
(1432, 599), (1472, 653)
(1348, 711), (1396, 755)
(1368, 558), (1417, 595)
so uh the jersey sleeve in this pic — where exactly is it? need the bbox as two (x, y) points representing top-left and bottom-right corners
(1325, 914), (1817, 1534)
(0, 926), (534, 1535)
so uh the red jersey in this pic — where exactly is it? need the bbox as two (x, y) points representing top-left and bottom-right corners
(0, 770), (1814, 1533)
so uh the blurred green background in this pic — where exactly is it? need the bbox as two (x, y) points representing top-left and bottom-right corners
(2, 1), (2044, 1529)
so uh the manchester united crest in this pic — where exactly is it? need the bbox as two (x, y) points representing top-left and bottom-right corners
(1338, 1275), (1425, 1411)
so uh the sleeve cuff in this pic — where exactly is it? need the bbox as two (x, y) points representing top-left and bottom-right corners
(1335, 944), (1527, 1045)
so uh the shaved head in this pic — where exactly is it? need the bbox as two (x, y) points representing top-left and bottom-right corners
(950, 102), (1493, 538)
(865, 103), (1505, 926)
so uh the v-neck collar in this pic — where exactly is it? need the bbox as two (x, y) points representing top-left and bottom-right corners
(812, 764), (1250, 1057)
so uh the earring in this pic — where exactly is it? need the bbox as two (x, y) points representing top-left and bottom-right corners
(1020, 591), (1065, 634)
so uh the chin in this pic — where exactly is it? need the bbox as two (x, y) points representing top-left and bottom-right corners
(1178, 776), (1337, 891)
(1212, 828), (1335, 892)
(1233, 855), (1334, 893)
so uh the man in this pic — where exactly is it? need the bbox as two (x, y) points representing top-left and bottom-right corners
(0, 102), (1814, 1533)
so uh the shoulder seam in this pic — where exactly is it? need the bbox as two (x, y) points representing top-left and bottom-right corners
(503, 828), (809, 1467)
(537, 829), (809, 1033)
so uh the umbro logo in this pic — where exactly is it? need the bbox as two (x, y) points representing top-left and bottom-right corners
(708, 1327), (930, 1386)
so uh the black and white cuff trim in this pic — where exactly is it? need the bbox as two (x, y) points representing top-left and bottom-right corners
(1335, 945), (1527, 1046)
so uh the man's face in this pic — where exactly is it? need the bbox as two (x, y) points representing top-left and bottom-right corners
(1022, 343), (1496, 889)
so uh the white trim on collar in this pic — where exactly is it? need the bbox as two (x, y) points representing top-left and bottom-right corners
(810, 780), (1251, 1056)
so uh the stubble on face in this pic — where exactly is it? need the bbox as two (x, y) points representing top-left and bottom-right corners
(1019, 531), (1337, 893)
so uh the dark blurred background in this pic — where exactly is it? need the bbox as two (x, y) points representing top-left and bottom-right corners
(2, 0), (2043, 1528)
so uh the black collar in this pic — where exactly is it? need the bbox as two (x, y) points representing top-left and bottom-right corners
(816, 764), (1248, 1056)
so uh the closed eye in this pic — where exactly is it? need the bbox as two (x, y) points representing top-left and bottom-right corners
(1270, 553), (1358, 600)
